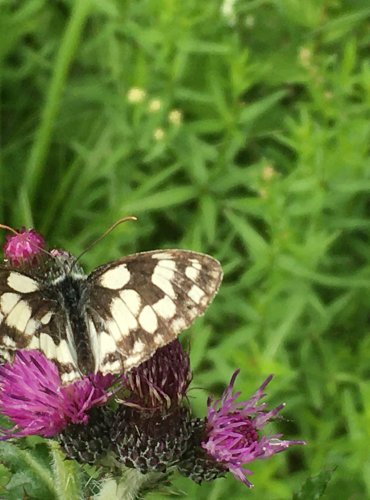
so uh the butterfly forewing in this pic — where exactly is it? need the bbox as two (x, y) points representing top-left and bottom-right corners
(87, 250), (223, 375)
(0, 268), (81, 382)
(0, 248), (223, 383)
(0, 269), (46, 355)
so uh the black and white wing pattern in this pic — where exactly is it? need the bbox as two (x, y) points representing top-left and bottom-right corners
(86, 250), (223, 376)
(0, 249), (222, 383)
(0, 268), (77, 374)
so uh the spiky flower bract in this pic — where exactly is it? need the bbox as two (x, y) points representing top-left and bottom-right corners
(113, 340), (196, 473)
(122, 339), (191, 410)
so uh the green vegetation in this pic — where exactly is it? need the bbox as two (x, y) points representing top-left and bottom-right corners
(1, 0), (370, 498)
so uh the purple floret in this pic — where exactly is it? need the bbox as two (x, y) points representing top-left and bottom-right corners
(202, 370), (306, 488)
(0, 350), (112, 438)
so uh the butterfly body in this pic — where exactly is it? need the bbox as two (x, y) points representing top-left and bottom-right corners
(0, 249), (222, 384)
(49, 271), (94, 375)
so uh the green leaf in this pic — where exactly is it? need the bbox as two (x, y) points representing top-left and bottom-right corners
(318, 8), (370, 43)
(293, 469), (336, 499)
(225, 210), (269, 262)
(0, 441), (56, 498)
(49, 441), (83, 500)
(238, 90), (286, 126)
(121, 186), (197, 213)
(0, 463), (11, 492)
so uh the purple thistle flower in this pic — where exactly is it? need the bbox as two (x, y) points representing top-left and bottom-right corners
(201, 370), (306, 488)
(113, 341), (194, 473)
(0, 350), (113, 439)
(3, 228), (45, 266)
(123, 340), (191, 409)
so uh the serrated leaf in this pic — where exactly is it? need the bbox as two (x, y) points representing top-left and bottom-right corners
(0, 441), (56, 498)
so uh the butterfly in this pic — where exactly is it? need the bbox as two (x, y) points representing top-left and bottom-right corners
(0, 248), (222, 383)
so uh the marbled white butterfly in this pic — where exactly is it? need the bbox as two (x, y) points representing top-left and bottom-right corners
(0, 229), (222, 384)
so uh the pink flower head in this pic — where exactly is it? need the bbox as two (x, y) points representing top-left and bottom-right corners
(0, 350), (113, 438)
(202, 371), (306, 488)
(3, 228), (45, 266)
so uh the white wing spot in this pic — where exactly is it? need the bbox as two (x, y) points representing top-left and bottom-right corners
(87, 320), (100, 372)
(190, 259), (202, 270)
(6, 301), (32, 331)
(28, 336), (39, 349)
(0, 311), (3, 323)
(151, 252), (174, 260)
(101, 359), (121, 374)
(40, 311), (53, 325)
(99, 331), (118, 361)
(151, 274), (175, 299)
(171, 317), (187, 332)
(154, 333), (164, 345)
(2, 336), (16, 347)
(185, 266), (199, 281)
(139, 305), (158, 334)
(1, 293), (20, 315)
(124, 353), (145, 369)
(25, 318), (38, 336)
(153, 296), (176, 320)
(188, 284), (205, 304)
(152, 263), (176, 299)
(158, 259), (177, 270)
(133, 340), (146, 353)
(39, 333), (57, 358)
(65, 323), (78, 365)
(61, 371), (80, 384)
(99, 265), (130, 290)
(120, 289), (142, 316)
(106, 317), (129, 340)
(57, 339), (76, 365)
(7, 273), (39, 293)
(111, 297), (138, 330)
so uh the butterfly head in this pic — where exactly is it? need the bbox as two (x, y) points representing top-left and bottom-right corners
(49, 249), (85, 278)
(0, 226), (82, 277)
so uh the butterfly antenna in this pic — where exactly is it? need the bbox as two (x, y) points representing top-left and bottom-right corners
(0, 224), (19, 235)
(71, 216), (138, 270)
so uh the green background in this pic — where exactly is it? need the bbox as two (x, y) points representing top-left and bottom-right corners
(1, 0), (370, 498)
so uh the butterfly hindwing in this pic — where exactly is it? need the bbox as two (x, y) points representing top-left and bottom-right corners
(87, 250), (223, 375)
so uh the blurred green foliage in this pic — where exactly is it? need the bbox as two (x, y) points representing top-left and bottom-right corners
(1, 0), (370, 498)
